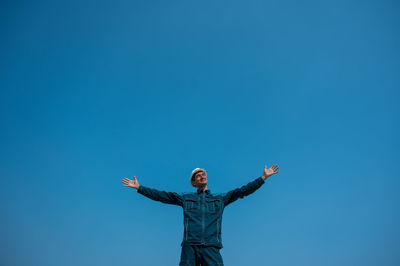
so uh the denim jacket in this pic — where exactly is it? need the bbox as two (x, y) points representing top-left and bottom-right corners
(137, 176), (265, 248)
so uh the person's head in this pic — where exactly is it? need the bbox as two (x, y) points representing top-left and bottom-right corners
(190, 168), (208, 188)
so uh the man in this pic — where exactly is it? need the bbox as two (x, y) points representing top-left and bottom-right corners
(121, 164), (279, 266)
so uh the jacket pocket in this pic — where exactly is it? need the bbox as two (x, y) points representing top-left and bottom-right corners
(206, 198), (221, 213)
(184, 199), (199, 210)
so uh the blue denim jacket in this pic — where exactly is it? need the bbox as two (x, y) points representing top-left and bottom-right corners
(137, 176), (265, 248)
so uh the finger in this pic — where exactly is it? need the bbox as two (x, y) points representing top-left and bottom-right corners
(133, 176), (137, 181)
(122, 178), (130, 181)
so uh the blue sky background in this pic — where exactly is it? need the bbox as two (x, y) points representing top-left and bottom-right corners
(0, 0), (399, 265)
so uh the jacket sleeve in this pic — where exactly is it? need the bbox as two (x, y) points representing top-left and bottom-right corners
(223, 177), (265, 207)
(137, 185), (183, 206)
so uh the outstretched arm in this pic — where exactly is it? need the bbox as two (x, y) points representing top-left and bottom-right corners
(122, 176), (183, 206)
(223, 164), (279, 207)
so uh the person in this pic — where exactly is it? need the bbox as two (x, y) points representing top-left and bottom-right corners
(121, 164), (279, 266)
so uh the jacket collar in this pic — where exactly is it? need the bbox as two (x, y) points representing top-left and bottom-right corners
(197, 188), (211, 195)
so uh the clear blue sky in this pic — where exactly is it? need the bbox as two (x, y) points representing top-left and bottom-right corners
(1, 0), (399, 265)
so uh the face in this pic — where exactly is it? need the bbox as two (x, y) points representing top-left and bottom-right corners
(192, 171), (208, 188)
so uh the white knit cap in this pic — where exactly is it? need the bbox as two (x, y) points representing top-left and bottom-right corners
(190, 168), (206, 183)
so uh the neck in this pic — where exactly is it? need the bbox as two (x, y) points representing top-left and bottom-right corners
(197, 185), (208, 191)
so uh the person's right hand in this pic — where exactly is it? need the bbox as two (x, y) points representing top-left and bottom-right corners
(122, 176), (140, 190)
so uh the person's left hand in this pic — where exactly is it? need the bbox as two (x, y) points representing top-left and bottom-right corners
(262, 164), (279, 180)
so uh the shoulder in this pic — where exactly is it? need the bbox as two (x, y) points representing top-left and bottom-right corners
(182, 192), (197, 199)
(210, 193), (224, 199)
